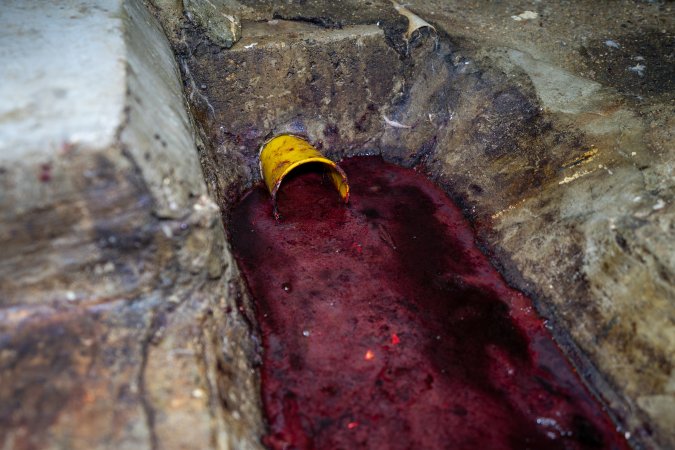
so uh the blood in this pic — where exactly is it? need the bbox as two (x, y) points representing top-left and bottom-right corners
(38, 163), (51, 182)
(229, 156), (629, 450)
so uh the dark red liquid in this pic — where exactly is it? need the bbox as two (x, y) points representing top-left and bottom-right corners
(230, 156), (628, 450)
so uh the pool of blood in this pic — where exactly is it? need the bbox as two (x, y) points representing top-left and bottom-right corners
(230, 156), (629, 450)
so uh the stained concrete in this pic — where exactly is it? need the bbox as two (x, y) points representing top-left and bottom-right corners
(0, 1), (263, 449)
(154, 0), (672, 448)
(180, 18), (404, 216)
(405, 4), (674, 447)
(1, 0), (673, 449)
(184, 0), (243, 48)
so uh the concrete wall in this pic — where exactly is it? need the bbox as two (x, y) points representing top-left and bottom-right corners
(0, 1), (263, 448)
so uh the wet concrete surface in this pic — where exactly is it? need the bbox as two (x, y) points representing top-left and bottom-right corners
(231, 157), (629, 450)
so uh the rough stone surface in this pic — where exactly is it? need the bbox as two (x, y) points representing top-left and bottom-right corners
(1, 0), (673, 449)
(159, 0), (673, 448)
(0, 1), (263, 449)
(184, 0), (243, 48)
(175, 18), (404, 215)
(399, 3), (674, 447)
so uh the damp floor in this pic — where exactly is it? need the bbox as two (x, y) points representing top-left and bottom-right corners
(230, 156), (629, 450)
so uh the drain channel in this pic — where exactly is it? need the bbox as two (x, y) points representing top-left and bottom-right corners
(230, 156), (628, 450)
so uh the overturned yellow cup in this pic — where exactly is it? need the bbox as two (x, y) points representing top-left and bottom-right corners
(259, 134), (350, 219)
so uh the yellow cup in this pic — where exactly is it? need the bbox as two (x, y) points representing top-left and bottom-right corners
(259, 134), (350, 219)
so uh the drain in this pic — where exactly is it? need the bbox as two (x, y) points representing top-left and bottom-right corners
(259, 135), (349, 219)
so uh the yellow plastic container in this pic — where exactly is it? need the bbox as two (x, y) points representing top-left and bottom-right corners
(259, 134), (350, 219)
